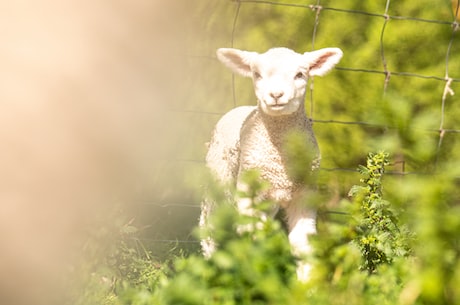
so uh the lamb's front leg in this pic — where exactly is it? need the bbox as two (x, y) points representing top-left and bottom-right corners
(286, 203), (317, 282)
(236, 196), (273, 233)
(235, 180), (278, 232)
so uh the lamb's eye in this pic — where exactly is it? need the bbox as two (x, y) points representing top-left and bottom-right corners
(253, 72), (262, 79)
(295, 72), (305, 79)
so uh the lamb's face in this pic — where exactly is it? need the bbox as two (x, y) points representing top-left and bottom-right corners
(251, 49), (308, 116)
(216, 46), (343, 117)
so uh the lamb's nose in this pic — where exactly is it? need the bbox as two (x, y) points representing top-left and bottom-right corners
(270, 91), (284, 99)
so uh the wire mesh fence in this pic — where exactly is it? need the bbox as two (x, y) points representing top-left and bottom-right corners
(136, 0), (460, 248)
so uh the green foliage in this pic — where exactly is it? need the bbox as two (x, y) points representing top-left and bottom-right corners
(148, 171), (301, 305)
(308, 152), (411, 305)
(350, 152), (411, 273)
(65, 170), (302, 305)
(369, 94), (440, 170)
(65, 214), (169, 305)
(391, 163), (460, 305)
(160, 210), (297, 305)
(72, 145), (460, 305)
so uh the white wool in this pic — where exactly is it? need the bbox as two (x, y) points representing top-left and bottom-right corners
(201, 46), (343, 281)
(205, 105), (256, 183)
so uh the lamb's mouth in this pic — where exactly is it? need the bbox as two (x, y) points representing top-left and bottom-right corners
(267, 102), (288, 110)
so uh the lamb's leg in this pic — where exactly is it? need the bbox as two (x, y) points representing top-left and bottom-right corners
(199, 198), (216, 258)
(235, 196), (271, 233)
(236, 181), (280, 234)
(286, 203), (317, 282)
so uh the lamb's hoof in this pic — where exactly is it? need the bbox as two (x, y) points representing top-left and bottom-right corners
(296, 262), (312, 282)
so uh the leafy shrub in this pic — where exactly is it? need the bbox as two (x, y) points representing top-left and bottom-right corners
(350, 152), (412, 273)
(73, 142), (460, 305)
(309, 152), (412, 305)
(149, 170), (302, 305)
(103, 152), (414, 305)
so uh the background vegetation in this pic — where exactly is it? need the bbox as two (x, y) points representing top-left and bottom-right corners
(153, 0), (460, 258)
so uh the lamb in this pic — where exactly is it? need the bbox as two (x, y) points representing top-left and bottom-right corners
(200, 46), (343, 281)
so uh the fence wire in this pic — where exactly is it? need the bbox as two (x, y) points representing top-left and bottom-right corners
(139, 0), (460, 247)
(232, 0), (460, 165)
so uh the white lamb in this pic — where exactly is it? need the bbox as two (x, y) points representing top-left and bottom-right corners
(200, 46), (343, 281)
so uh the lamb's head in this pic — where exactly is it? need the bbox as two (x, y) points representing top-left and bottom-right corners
(217, 47), (343, 116)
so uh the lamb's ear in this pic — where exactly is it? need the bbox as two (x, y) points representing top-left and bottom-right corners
(304, 48), (343, 77)
(216, 48), (258, 77)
